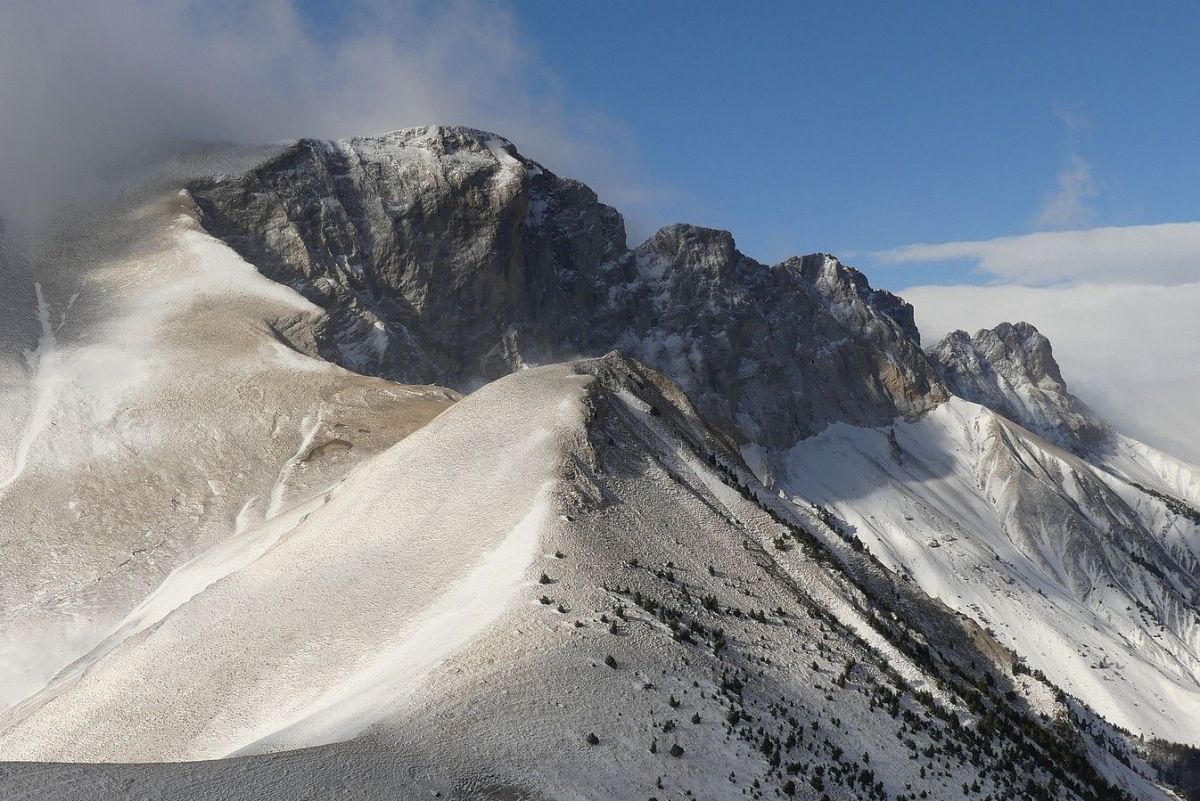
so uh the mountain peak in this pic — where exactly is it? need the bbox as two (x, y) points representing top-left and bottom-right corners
(330, 125), (518, 155)
(929, 321), (1104, 447)
(636, 224), (743, 280)
(190, 131), (946, 448)
(985, 320), (1064, 380)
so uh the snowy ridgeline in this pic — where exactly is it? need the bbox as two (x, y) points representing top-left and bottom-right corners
(782, 397), (1200, 746)
(0, 347), (1176, 801)
(1, 129), (1199, 800)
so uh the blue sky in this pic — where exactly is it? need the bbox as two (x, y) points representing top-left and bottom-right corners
(280, 1), (1200, 282)
(494, 2), (1200, 286)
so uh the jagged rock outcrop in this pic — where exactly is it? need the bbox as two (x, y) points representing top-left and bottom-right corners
(6, 126), (1199, 801)
(189, 128), (634, 385)
(621, 226), (945, 446)
(929, 321), (1105, 448)
(190, 126), (946, 446)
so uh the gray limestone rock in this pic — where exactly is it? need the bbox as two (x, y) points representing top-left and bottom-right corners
(190, 126), (946, 447)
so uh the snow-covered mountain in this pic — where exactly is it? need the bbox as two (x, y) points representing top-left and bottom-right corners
(188, 127), (945, 446)
(0, 153), (456, 711)
(783, 397), (1200, 743)
(2, 127), (1198, 800)
(927, 321), (1106, 448)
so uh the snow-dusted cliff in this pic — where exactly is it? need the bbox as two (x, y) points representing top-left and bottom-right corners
(189, 126), (946, 446)
(928, 321), (1106, 448)
(2, 127), (1198, 800)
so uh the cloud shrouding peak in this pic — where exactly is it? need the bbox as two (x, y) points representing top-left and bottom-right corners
(902, 280), (1200, 465)
(876, 221), (1200, 286)
(0, 0), (650, 228)
(888, 217), (1200, 464)
(877, 103), (1198, 463)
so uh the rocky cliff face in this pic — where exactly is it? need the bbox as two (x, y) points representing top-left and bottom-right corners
(190, 126), (945, 447)
(928, 321), (1106, 448)
(622, 226), (944, 447)
(7, 126), (1200, 801)
(188, 128), (634, 386)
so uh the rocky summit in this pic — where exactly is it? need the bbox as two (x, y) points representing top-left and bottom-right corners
(2, 127), (1199, 801)
(190, 126), (946, 449)
(929, 321), (1106, 449)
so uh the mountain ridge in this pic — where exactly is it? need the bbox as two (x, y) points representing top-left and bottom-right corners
(3, 126), (1199, 800)
(0, 351), (1172, 800)
(189, 125), (947, 449)
(185, 126), (1200, 750)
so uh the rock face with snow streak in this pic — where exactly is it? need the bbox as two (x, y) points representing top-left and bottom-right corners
(187, 128), (1200, 758)
(7, 127), (1200, 800)
(190, 126), (946, 446)
(929, 321), (1106, 448)
(190, 128), (632, 386)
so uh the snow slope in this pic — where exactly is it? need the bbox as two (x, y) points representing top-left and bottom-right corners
(0, 168), (454, 712)
(0, 364), (584, 762)
(0, 354), (1172, 800)
(781, 398), (1200, 745)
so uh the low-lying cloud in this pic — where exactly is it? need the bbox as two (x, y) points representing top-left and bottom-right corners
(886, 222), (1200, 464)
(0, 0), (651, 230)
(876, 221), (1200, 286)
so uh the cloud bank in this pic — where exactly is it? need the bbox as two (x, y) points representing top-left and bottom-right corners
(876, 221), (1200, 286)
(0, 0), (651, 230)
(888, 223), (1200, 464)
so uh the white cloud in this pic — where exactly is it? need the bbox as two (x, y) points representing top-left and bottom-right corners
(902, 281), (1200, 465)
(876, 221), (1200, 285)
(1035, 155), (1097, 229)
(1035, 105), (1097, 230)
(882, 215), (1200, 464)
(0, 0), (656, 230)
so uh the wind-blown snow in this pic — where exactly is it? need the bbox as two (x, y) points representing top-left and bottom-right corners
(265, 410), (325, 518)
(0, 366), (585, 762)
(0, 284), (68, 494)
(0, 188), (454, 713)
(244, 482), (555, 752)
